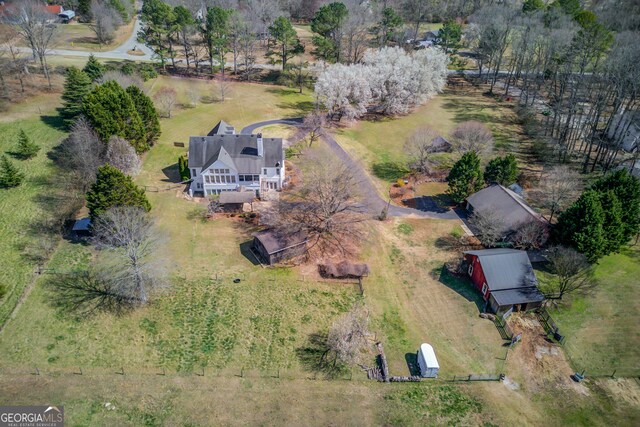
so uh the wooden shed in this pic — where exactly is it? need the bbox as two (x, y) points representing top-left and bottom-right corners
(219, 191), (254, 212)
(252, 230), (308, 265)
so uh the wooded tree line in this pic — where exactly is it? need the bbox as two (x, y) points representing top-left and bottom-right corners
(465, 0), (640, 173)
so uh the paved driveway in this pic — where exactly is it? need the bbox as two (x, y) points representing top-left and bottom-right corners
(241, 119), (460, 220)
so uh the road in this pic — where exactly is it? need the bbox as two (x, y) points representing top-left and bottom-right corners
(7, 15), (153, 61)
(241, 119), (460, 220)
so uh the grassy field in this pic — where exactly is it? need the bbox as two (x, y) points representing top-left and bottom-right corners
(545, 245), (640, 377)
(332, 83), (531, 198)
(0, 94), (67, 327)
(0, 77), (638, 426)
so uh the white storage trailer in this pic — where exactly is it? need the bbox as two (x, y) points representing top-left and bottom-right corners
(417, 343), (439, 378)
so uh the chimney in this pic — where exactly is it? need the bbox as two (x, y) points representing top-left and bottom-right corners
(257, 133), (264, 157)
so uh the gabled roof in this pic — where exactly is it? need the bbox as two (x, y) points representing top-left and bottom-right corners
(464, 249), (537, 290)
(208, 120), (235, 136)
(467, 184), (544, 233)
(429, 136), (451, 153)
(188, 134), (283, 174)
(253, 230), (308, 255)
(46, 5), (63, 14)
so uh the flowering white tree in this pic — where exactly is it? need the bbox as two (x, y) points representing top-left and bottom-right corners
(314, 63), (372, 120)
(315, 46), (449, 118)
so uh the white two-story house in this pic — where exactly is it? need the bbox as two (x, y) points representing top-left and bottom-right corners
(188, 121), (285, 196)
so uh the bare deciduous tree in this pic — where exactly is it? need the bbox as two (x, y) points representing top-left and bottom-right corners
(186, 85), (200, 107)
(215, 77), (232, 102)
(89, 0), (122, 45)
(511, 219), (549, 250)
(264, 160), (366, 256)
(546, 246), (597, 300)
(294, 112), (325, 147)
(404, 127), (439, 173)
(538, 166), (582, 223)
(469, 208), (505, 247)
(55, 117), (105, 191)
(97, 70), (145, 91)
(325, 303), (370, 367)
(106, 136), (141, 176)
(154, 86), (178, 118)
(92, 206), (166, 305)
(450, 121), (493, 156)
(238, 25), (258, 81)
(3, 0), (57, 89)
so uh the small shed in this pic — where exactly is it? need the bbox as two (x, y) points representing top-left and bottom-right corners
(72, 217), (91, 237)
(252, 230), (308, 265)
(417, 343), (439, 378)
(219, 191), (254, 212)
(58, 10), (75, 22)
(428, 136), (452, 153)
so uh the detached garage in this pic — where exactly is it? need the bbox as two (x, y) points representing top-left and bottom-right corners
(417, 343), (440, 378)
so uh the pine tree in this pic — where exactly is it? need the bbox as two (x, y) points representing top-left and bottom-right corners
(178, 155), (190, 181)
(86, 164), (151, 219)
(555, 190), (605, 262)
(590, 169), (640, 241)
(485, 154), (518, 186)
(446, 152), (484, 203)
(82, 81), (146, 152)
(61, 67), (92, 126)
(0, 155), (24, 188)
(126, 86), (161, 149)
(15, 129), (40, 159)
(77, 0), (92, 22)
(83, 54), (105, 81)
(599, 190), (625, 255)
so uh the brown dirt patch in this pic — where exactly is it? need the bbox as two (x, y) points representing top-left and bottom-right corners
(507, 314), (589, 396)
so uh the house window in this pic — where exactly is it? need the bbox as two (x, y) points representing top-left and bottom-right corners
(276, 168), (280, 175)
(263, 168), (267, 175)
(468, 264), (473, 276)
(239, 175), (245, 182)
(481, 282), (488, 294)
(191, 169), (196, 176)
(231, 176), (236, 183)
(224, 168), (230, 174)
(253, 175), (259, 181)
(197, 183), (202, 189)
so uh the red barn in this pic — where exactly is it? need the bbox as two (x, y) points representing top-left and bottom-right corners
(463, 249), (544, 314)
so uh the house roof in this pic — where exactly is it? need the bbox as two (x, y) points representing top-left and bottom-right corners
(72, 218), (91, 232)
(219, 191), (254, 204)
(208, 120), (235, 136)
(464, 249), (538, 291)
(253, 230), (308, 255)
(429, 136), (451, 153)
(188, 134), (283, 174)
(467, 184), (544, 233)
(46, 5), (63, 14)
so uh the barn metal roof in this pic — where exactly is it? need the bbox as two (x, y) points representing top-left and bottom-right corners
(491, 287), (544, 306)
(252, 230), (308, 255)
(467, 184), (544, 233)
(464, 249), (538, 290)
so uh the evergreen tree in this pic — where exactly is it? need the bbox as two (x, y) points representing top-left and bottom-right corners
(268, 16), (304, 71)
(523, 0), (546, 13)
(311, 2), (348, 62)
(86, 164), (151, 220)
(15, 129), (40, 159)
(484, 154), (518, 186)
(599, 190), (625, 255)
(0, 155), (24, 188)
(375, 7), (403, 46)
(61, 67), (92, 126)
(555, 190), (605, 262)
(446, 152), (484, 203)
(82, 81), (146, 152)
(590, 169), (640, 241)
(126, 86), (161, 148)
(178, 155), (190, 181)
(77, 0), (92, 22)
(435, 21), (463, 54)
(83, 54), (105, 81)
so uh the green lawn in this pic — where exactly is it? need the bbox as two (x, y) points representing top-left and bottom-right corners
(0, 99), (67, 327)
(547, 245), (640, 376)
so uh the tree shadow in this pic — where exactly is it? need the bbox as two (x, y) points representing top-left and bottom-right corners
(276, 101), (316, 116)
(372, 162), (409, 181)
(403, 196), (451, 214)
(434, 265), (486, 312)
(405, 352), (420, 376)
(40, 114), (67, 131)
(295, 331), (350, 379)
